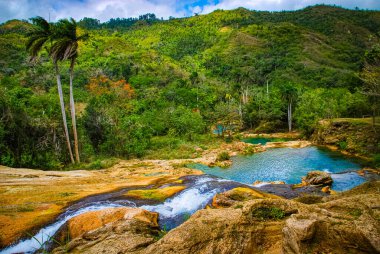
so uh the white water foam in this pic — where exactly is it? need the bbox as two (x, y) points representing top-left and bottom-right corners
(1, 176), (229, 254)
(142, 176), (226, 218)
(1, 203), (124, 254)
(252, 182), (271, 187)
(142, 186), (216, 218)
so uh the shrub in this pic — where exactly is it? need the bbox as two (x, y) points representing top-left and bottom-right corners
(251, 207), (286, 220)
(338, 141), (348, 150)
(373, 154), (380, 167)
(217, 151), (230, 161)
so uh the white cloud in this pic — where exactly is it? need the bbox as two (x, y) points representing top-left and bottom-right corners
(196, 0), (380, 15)
(0, 0), (186, 22)
(0, 0), (379, 23)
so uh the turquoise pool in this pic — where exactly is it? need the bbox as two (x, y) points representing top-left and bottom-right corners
(242, 137), (293, 145)
(191, 146), (365, 191)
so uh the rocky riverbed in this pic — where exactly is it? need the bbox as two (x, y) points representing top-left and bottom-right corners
(0, 138), (377, 252)
(49, 181), (380, 254)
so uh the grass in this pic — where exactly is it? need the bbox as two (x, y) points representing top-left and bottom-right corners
(124, 186), (186, 201)
(18, 204), (35, 212)
(63, 157), (120, 171)
(338, 141), (348, 150)
(373, 154), (380, 167)
(144, 134), (222, 160)
(154, 225), (168, 241)
(333, 117), (380, 126)
(182, 213), (191, 221)
(216, 151), (230, 161)
(251, 207), (286, 220)
(243, 145), (256, 155)
(294, 195), (323, 204)
(58, 192), (76, 197)
(348, 208), (362, 219)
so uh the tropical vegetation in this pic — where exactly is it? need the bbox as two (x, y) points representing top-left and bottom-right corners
(0, 4), (379, 169)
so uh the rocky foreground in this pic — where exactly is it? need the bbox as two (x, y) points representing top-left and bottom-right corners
(51, 181), (380, 254)
(0, 139), (312, 247)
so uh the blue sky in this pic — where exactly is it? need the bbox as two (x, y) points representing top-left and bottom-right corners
(1, 0), (380, 23)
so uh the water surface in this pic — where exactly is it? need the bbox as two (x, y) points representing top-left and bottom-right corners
(0, 175), (248, 254)
(191, 146), (365, 191)
(243, 137), (293, 145)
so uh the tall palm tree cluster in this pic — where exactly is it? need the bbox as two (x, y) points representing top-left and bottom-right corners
(26, 17), (88, 164)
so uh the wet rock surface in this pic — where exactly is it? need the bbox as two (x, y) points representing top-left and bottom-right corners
(311, 119), (380, 157)
(257, 184), (328, 199)
(303, 170), (333, 186)
(212, 187), (282, 208)
(51, 208), (159, 254)
(50, 181), (380, 254)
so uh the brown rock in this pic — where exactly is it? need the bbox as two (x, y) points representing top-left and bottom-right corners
(146, 182), (380, 254)
(283, 194), (380, 254)
(53, 182), (380, 254)
(212, 187), (281, 208)
(303, 171), (333, 186)
(321, 186), (330, 193)
(52, 208), (159, 254)
(253, 180), (286, 186)
(215, 160), (232, 168)
(144, 199), (299, 254)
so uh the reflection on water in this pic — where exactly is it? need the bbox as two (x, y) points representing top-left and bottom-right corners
(191, 146), (365, 191)
(243, 137), (293, 145)
(0, 175), (247, 254)
(0, 147), (368, 254)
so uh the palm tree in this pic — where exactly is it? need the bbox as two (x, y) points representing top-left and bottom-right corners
(51, 18), (88, 163)
(26, 16), (75, 163)
(280, 82), (298, 132)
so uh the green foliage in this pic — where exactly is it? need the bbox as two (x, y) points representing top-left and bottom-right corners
(216, 151), (230, 161)
(338, 141), (348, 150)
(251, 207), (286, 220)
(348, 208), (362, 219)
(183, 213), (191, 221)
(169, 106), (206, 140)
(294, 88), (369, 136)
(373, 154), (380, 167)
(154, 225), (168, 241)
(0, 5), (378, 168)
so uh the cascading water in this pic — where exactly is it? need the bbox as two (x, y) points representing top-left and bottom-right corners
(1, 146), (374, 254)
(0, 175), (245, 254)
(142, 175), (239, 229)
(1, 202), (128, 254)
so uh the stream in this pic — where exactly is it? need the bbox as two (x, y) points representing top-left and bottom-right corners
(1, 175), (249, 254)
(0, 144), (373, 254)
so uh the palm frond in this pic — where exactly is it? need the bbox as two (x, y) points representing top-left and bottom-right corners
(25, 16), (52, 61)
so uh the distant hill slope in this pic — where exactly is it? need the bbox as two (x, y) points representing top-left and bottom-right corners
(0, 5), (379, 168)
(1, 5), (379, 89)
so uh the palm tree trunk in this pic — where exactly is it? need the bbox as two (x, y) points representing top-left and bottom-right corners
(55, 63), (74, 164)
(69, 59), (80, 163)
(289, 101), (292, 132)
(288, 100), (292, 132)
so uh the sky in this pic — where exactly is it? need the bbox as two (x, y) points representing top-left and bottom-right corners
(1, 0), (380, 23)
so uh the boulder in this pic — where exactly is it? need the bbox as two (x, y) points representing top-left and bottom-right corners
(253, 180), (285, 186)
(212, 187), (281, 208)
(52, 208), (159, 254)
(303, 170), (333, 186)
(215, 160), (232, 168)
(283, 195), (380, 254)
(52, 182), (380, 254)
(144, 199), (300, 254)
(145, 183), (380, 254)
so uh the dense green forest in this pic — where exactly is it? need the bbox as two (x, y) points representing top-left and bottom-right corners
(0, 5), (379, 169)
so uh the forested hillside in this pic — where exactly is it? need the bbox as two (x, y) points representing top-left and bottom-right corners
(0, 5), (379, 169)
